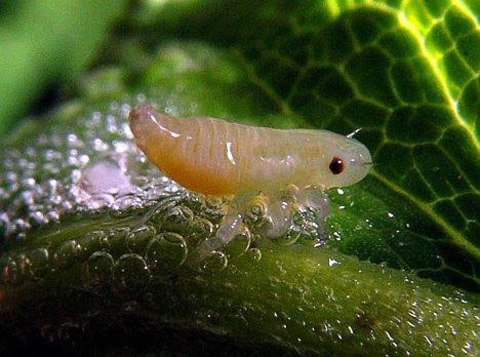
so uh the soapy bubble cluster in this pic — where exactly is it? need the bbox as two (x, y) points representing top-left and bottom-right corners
(0, 99), (173, 243)
(0, 97), (331, 254)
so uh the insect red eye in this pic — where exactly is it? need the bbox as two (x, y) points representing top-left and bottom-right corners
(329, 156), (344, 175)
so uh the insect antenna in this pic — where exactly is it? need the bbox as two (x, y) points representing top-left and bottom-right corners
(346, 128), (362, 138)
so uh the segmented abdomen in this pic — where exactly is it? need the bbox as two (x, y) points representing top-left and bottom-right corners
(129, 105), (309, 195)
(170, 116), (247, 194)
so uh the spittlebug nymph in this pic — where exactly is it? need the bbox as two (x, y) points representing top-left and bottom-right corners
(129, 105), (372, 251)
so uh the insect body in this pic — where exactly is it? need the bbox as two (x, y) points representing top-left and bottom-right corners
(129, 105), (372, 250)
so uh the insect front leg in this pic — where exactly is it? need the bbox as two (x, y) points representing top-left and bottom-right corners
(258, 186), (299, 238)
(295, 186), (331, 229)
(198, 191), (255, 258)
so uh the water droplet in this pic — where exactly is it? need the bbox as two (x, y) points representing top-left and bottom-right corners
(332, 231), (342, 241)
(86, 251), (114, 286)
(26, 248), (50, 279)
(40, 324), (58, 343)
(57, 322), (84, 344)
(107, 227), (131, 257)
(248, 248), (262, 261)
(145, 233), (187, 273)
(79, 230), (110, 256)
(200, 250), (228, 273)
(110, 193), (143, 218)
(224, 228), (251, 257)
(1, 256), (23, 285)
(113, 253), (150, 293)
(190, 217), (215, 241)
(328, 258), (340, 267)
(277, 228), (301, 246)
(160, 205), (194, 232)
(54, 240), (83, 267)
(126, 225), (157, 253)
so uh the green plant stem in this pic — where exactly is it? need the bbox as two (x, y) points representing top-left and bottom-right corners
(1, 230), (478, 355)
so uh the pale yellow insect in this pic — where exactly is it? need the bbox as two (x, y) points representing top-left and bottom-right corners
(129, 105), (372, 249)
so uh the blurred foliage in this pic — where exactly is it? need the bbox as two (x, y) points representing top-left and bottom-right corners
(0, 0), (479, 355)
(0, 0), (128, 132)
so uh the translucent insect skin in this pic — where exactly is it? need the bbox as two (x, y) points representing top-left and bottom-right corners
(129, 105), (372, 251)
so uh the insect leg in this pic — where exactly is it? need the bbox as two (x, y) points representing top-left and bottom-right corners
(296, 187), (331, 228)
